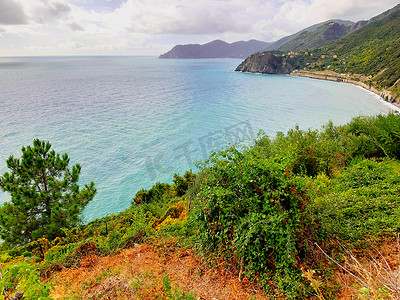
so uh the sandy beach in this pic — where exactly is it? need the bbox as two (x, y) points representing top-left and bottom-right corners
(292, 70), (400, 110)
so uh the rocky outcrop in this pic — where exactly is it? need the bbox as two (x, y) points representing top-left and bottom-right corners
(235, 52), (300, 74)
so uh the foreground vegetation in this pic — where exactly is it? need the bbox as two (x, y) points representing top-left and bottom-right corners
(1, 113), (400, 299)
(0, 139), (96, 247)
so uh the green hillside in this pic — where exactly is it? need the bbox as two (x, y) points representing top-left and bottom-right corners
(305, 4), (400, 93)
(278, 22), (353, 52)
(267, 19), (354, 51)
(236, 4), (400, 100)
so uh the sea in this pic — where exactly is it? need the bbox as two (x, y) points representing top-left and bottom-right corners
(0, 56), (397, 221)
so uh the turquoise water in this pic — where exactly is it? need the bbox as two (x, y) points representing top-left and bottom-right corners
(0, 56), (396, 221)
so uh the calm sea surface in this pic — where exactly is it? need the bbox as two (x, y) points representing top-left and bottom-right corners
(0, 56), (397, 221)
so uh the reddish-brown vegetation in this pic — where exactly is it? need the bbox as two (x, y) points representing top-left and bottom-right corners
(50, 241), (268, 300)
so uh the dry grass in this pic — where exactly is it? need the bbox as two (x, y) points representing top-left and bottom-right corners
(316, 240), (400, 300)
(49, 241), (267, 300)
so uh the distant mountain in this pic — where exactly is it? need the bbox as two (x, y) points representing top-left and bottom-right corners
(159, 20), (356, 59)
(267, 19), (355, 51)
(159, 39), (271, 59)
(236, 4), (400, 103)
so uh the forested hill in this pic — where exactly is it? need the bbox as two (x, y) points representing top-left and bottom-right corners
(272, 19), (355, 52)
(236, 4), (400, 102)
(317, 3), (400, 92)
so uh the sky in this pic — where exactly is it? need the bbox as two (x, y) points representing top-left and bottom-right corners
(0, 0), (398, 56)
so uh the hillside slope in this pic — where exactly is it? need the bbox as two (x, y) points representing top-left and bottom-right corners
(277, 22), (354, 52)
(319, 4), (400, 90)
(236, 4), (400, 103)
(269, 19), (354, 51)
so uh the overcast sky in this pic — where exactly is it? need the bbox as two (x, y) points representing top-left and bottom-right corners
(0, 0), (398, 56)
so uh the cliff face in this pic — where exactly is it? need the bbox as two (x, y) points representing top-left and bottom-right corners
(235, 52), (299, 74)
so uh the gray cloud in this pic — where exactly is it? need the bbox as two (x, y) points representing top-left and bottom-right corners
(34, 2), (71, 24)
(68, 22), (85, 31)
(0, 0), (28, 25)
(50, 2), (70, 16)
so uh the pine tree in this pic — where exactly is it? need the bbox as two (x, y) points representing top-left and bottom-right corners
(0, 139), (96, 246)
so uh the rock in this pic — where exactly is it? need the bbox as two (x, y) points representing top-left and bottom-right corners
(11, 291), (24, 300)
(235, 52), (300, 74)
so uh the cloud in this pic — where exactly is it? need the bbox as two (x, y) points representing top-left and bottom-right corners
(32, 1), (71, 24)
(271, 0), (400, 32)
(235, 0), (399, 42)
(0, 0), (28, 25)
(104, 0), (252, 35)
(68, 21), (84, 31)
(0, 0), (398, 56)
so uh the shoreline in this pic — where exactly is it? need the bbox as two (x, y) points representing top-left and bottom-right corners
(291, 70), (400, 110)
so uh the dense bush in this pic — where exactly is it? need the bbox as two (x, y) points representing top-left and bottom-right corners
(194, 147), (311, 298)
(257, 113), (400, 177)
(173, 171), (197, 197)
(344, 114), (400, 159)
(0, 259), (52, 300)
(191, 113), (400, 298)
(307, 158), (400, 245)
(133, 182), (171, 204)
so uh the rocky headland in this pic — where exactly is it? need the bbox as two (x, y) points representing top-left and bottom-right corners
(235, 4), (400, 107)
(235, 51), (399, 107)
(235, 52), (299, 74)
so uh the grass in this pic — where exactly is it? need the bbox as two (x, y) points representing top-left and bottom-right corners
(317, 241), (400, 299)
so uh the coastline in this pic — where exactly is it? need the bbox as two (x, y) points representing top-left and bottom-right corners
(291, 70), (400, 110)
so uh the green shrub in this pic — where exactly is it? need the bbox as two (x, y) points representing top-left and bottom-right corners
(307, 158), (400, 246)
(344, 114), (400, 159)
(133, 182), (171, 204)
(0, 260), (52, 300)
(2, 114), (400, 299)
(194, 147), (311, 298)
(162, 274), (199, 300)
(252, 114), (400, 178)
(172, 171), (197, 197)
